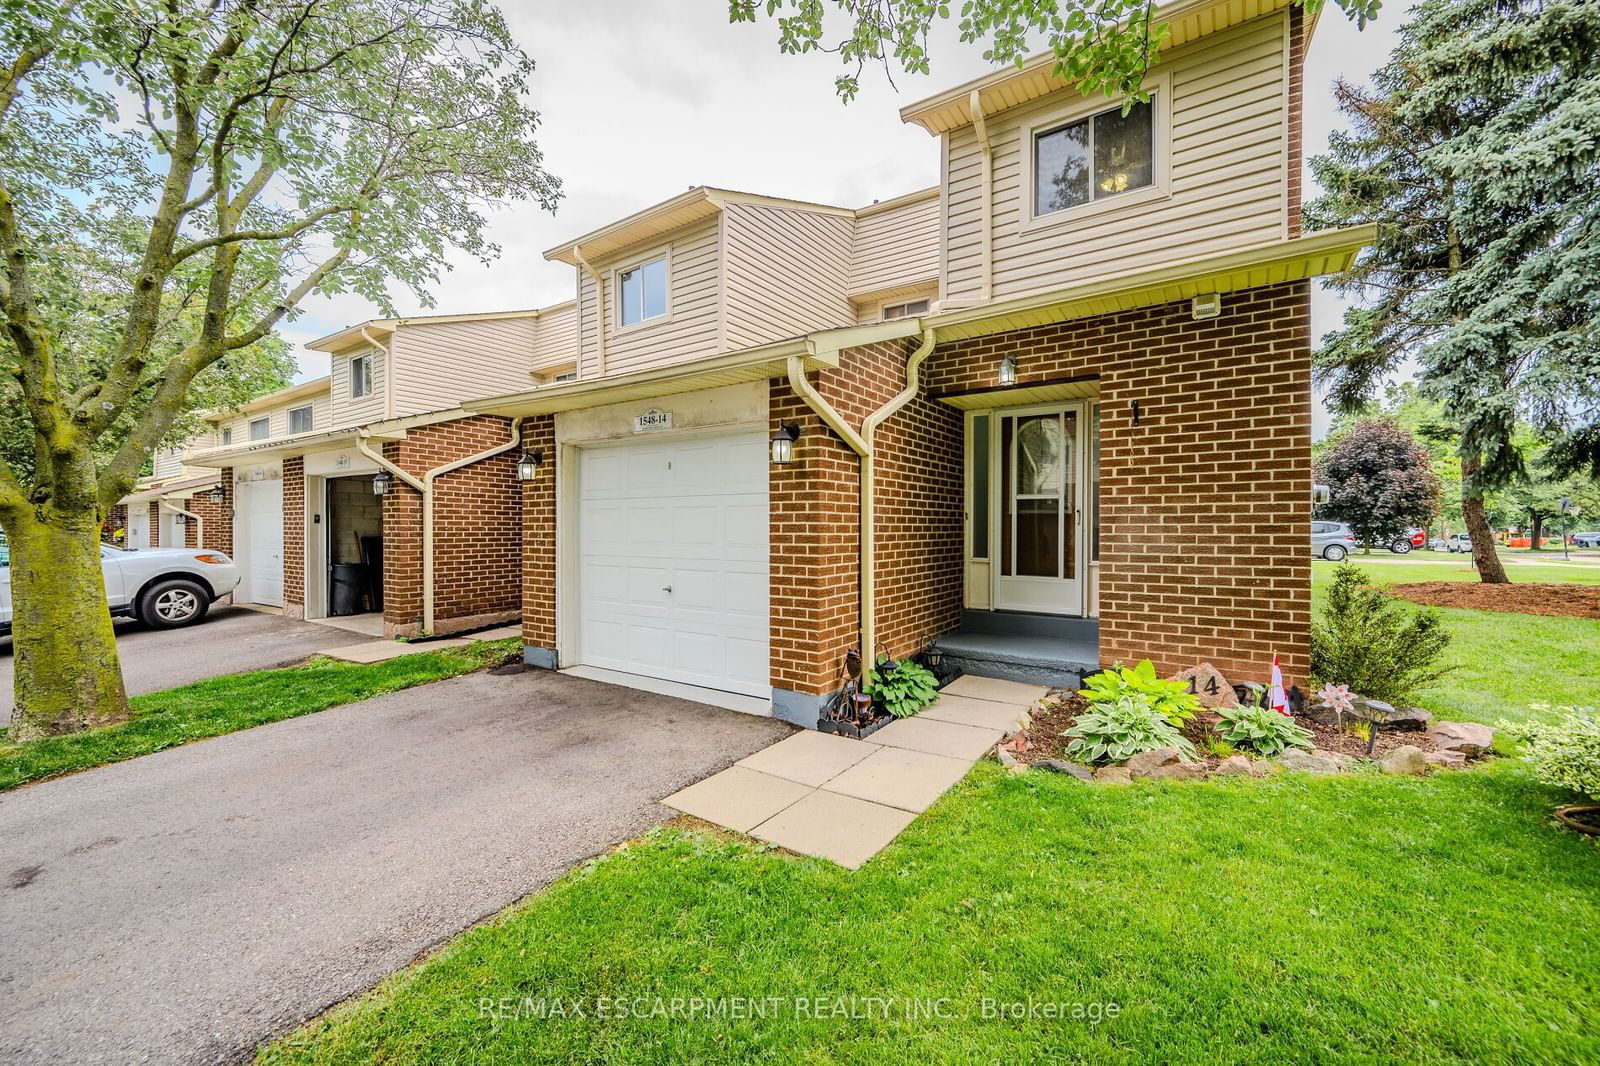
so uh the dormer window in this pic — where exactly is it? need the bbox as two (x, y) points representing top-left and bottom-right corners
(617, 254), (667, 328)
(1034, 97), (1155, 216)
(350, 352), (372, 398)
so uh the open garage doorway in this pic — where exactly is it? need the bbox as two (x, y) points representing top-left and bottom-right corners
(321, 474), (384, 633)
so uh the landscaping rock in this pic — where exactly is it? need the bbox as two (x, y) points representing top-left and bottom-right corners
(1424, 749), (1468, 770)
(1168, 663), (1238, 708)
(1278, 749), (1344, 775)
(1321, 749), (1358, 771)
(995, 746), (1018, 768)
(1214, 755), (1253, 776)
(1426, 721), (1495, 758)
(1093, 765), (1133, 785)
(1037, 759), (1095, 782)
(1123, 747), (1181, 777)
(1247, 759), (1279, 778)
(1379, 745), (1429, 776)
(1303, 696), (1433, 732)
(1144, 762), (1207, 782)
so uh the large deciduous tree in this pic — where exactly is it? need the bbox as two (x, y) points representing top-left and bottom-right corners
(728, 0), (1380, 104)
(0, 0), (559, 741)
(1315, 418), (1442, 551)
(1306, 0), (1600, 583)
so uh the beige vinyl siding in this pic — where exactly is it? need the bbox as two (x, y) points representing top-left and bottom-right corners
(721, 202), (856, 350)
(849, 193), (940, 299)
(529, 302), (578, 375)
(330, 346), (385, 428)
(943, 13), (1288, 301)
(577, 218), (721, 378)
(219, 389), (333, 442)
(389, 317), (538, 417)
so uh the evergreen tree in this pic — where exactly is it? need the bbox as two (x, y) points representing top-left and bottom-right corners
(1306, 0), (1600, 583)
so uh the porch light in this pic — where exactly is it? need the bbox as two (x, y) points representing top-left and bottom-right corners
(997, 355), (1017, 387)
(770, 423), (800, 465)
(372, 469), (392, 496)
(926, 648), (943, 668)
(516, 450), (543, 481)
(208, 485), (225, 505)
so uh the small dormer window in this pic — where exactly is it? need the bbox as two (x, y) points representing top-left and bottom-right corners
(1035, 97), (1155, 216)
(249, 417), (270, 441)
(618, 255), (667, 327)
(350, 352), (372, 398)
(881, 299), (930, 322)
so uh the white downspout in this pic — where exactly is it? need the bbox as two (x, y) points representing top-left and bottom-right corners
(357, 419), (523, 635)
(784, 327), (937, 665)
(573, 248), (607, 378)
(361, 325), (394, 421)
(159, 500), (202, 551)
(970, 90), (994, 302)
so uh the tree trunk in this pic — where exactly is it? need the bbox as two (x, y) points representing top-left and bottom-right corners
(1460, 454), (1509, 584)
(5, 506), (130, 741)
(1528, 513), (1544, 551)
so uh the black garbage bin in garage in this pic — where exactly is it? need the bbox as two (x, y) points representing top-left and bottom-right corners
(330, 563), (368, 616)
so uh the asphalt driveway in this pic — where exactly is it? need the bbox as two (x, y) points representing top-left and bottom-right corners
(0, 606), (354, 725)
(0, 668), (791, 1064)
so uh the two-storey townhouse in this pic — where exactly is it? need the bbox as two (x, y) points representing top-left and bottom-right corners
(181, 307), (576, 637)
(466, 0), (1374, 726)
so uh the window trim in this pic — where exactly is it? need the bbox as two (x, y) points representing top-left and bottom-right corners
(349, 351), (373, 399)
(609, 244), (673, 334)
(248, 417), (270, 441)
(1018, 72), (1171, 234)
(287, 404), (314, 434)
(879, 296), (932, 322)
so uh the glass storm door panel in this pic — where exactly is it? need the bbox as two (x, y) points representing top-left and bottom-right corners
(995, 405), (1084, 613)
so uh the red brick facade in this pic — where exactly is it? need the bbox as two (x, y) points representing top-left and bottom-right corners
(283, 457), (305, 616)
(1287, 2), (1305, 238)
(518, 415), (557, 655)
(103, 504), (128, 544)
(147, 501), (162, 548)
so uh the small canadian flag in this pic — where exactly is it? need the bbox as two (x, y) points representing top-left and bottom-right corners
(1269, 654), (1290, 716)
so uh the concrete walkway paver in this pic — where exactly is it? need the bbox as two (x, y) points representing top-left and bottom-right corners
(322, 625), (516, 664)
(664, 680), (1033, 869)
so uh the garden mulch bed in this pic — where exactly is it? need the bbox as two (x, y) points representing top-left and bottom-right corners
(1386, 581), (1600, 619)
(1013, 692), (1445, 771)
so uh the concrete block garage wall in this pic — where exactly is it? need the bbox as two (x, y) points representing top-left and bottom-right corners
(326, 478), (381, 564)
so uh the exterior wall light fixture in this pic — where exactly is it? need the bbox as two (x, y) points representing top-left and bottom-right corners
(516, 450), (544, 481)
(372, 468), (392, 496)
(208, 485), (225, 505)
(770, 423), (800, 465)
(997, 355), (1017, 387)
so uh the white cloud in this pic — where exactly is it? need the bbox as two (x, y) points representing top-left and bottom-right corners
(286, 0), (1407, 443)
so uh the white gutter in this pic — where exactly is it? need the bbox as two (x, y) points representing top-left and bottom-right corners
(573, 249), (607, 377)
(361, 325), (395, 421)
(356, 419), (524, 635)
(159, 500), (203, 550)
(783, 327), (937, 669)
(969, 90), (994, 302)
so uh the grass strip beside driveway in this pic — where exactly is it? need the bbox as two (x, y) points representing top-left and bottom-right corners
(0, 639), (520, 792)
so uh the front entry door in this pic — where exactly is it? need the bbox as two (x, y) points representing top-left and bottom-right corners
(994, 404), (1086, 614)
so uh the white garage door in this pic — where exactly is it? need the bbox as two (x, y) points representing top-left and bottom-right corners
(238, 479), (284, 607)
(576, 429), (769, 697)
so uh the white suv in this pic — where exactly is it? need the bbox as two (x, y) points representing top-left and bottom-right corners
(0, 541), (242, 633)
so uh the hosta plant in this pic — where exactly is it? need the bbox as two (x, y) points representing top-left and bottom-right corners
(867, 658), (940, 719)
(1064, 695), (1197, 766)
(1214, 702), (1315, 757)
(1499, 706), (1600, 799)
(1082, 659), (1202, 727)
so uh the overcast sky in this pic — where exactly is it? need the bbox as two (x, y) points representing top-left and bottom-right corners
(282, 1), (1406, 436)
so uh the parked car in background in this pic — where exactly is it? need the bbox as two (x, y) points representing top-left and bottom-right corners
(1312, 521), (1358, 561)
(0, 541), (241, 633)
(1428, 537), (1450, 552)
(1572, 531), (1600, 549)
(1445, 533), (1474, 553)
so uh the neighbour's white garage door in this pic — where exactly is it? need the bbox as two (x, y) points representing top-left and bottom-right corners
(577, 429), (769, 697)
(238, 479), (284, 608)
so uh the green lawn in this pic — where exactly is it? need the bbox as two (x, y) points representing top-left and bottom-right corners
(260, 569), (1600, 1064)
(0, 639), (519, 791)
(1312, 560), (1600, 724)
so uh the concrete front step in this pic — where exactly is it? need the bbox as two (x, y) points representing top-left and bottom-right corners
(932, 631), (1098, 690)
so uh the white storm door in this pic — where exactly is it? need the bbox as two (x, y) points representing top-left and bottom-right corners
(127, 508), (149, 550)
(239, 479), (284, 607)
(576, 430), (769, 697)
(993, 404), (1086, 614)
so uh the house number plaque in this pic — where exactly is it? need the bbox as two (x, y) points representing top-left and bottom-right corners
(633, 407), (672, 433)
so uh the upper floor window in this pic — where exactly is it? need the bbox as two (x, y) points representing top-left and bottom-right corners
(881, 298), (930, 322)
(288, 405), (314, 434)
(350, 352), (373, 398)
(617, 255), (667, 328)
(1034, 98), (1155, 216)
(553, 370), (577, 382)
(248, 417), (270, 441)
(222, 427), (233, 446)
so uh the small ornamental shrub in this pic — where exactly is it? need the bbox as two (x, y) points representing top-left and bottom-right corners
(1310, 563), (1452, 704)
(1215, 702), (1315, 757)
(868, 658), (939, 719)
(1499, 706), (1600, 799)
(1083, 660), (1202, 726)
(1065, 695), (1197, 766)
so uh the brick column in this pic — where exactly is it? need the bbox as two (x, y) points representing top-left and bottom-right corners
(148, 501), (162, 547)
(520, 415), (557, 665)
(283, 456), (305, 617)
